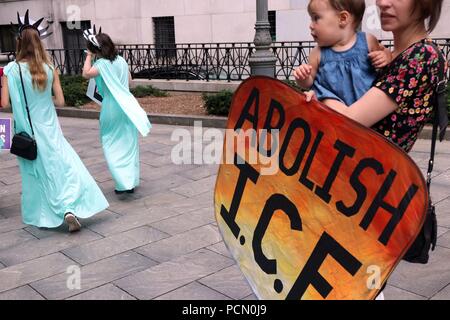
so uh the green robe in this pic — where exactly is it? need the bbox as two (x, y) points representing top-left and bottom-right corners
(4, 61), (109, 228)
(94, 56), (151, 191)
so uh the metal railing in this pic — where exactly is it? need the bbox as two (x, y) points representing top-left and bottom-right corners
(2, 38), (449, 81)
(117, 43), (254, 82)
(117, 38), (450, 81)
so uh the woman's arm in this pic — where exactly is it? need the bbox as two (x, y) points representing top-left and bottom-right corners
(82, 52), (99, 79)
(1, 75), (10, 108)
(367, 33), (392, 69)
(320, 87), (399, 127)
(315, 41), (438, 129)
(52, 69), (65, 108)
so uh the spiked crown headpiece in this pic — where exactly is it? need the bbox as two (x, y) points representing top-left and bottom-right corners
(83, 25), (102, 49)
(14, 9), (52, 40)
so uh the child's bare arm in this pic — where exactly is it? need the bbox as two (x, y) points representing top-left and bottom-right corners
(367, 34), (392, 69)
(294, 47), (320, 89)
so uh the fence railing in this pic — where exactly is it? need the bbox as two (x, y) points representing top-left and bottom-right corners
(117, 43), (254, 82)
(2, 38), (450, 81)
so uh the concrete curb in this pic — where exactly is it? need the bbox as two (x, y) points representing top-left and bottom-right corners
(1, 107), (228, 129)
(1, 107), (447, 140)
(131, 79), (240, 93)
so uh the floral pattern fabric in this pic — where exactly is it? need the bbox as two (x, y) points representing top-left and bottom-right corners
(373, 39), (442, 153)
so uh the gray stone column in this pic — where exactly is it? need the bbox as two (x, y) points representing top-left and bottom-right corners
(249, 0), (277, 77)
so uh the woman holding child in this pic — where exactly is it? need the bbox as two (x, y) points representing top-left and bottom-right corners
(295, 0), (445, 153)
(294, 0), (446, 300)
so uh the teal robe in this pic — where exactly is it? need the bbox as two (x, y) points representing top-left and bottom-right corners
(4, 61), (109, 228)
(94, 56), (151, 191)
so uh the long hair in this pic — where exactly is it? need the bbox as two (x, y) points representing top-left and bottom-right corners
(16, 28), (52, 91)
(87, 33), (118, 62)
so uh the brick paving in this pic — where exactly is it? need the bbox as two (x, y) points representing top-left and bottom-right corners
(1, 112), (450, 300)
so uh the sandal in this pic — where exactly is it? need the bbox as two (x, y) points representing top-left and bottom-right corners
(65, 213), (81, 233)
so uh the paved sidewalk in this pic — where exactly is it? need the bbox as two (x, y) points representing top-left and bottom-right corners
(0, 113), (450, 300)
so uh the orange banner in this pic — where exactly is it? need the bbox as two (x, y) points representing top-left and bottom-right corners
(214, 76), (428, 300)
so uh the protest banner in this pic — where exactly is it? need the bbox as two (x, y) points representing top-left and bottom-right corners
(86, 78), (103, 105)
(215, 76), (428, 300)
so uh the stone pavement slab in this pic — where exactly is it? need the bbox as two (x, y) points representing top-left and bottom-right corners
(114, 249), (234, 300)
(0, 253), (76, 293)
(0, 193), (21, 210)
(383, 285), (427, 300)
(155, 281), (231, 300)
(62, 226), (169, 265)
(435, 231), (450, 249)
(0, 286), (45, 300)
(107, 191), (187, 216)
(436, 198), (450, 228)
(165, 190), (214, 214)
(431, 284), (450, 300)
(31, 252), (157, 300)
(1, 113), (450, 300)
(388, 246), (450, 298)
(0, 216), (25, 234)
(85, 206), (181, 237)
(0, 228), (102, 266)
(140, 162), (199, 182)
(0, 229), (36, 251)
(198, 265), (254, 300)
(135, 225), (222, 263)
(67, 284), (137, 300)
(178, 165), (220, 181)
(127, 174), (194, 199)
(170, 176), (218, 198)
(207, 242), (234, 259)
(150, 207), (216, 235)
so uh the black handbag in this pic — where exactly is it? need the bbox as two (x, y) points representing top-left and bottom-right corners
(10, 62), (37, 161)
(402, 42), (448, 264)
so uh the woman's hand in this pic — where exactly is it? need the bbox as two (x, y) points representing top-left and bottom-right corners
(369, 45), (392, 69)
(82, 51), (99, 79)
(86, 50), (96, 60)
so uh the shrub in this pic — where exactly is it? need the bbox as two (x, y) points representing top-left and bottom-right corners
(130, 85), (168, 98)
(60, 75), (90, 107)
(283, 79), (304, 92)
(202, 90), (234, 116)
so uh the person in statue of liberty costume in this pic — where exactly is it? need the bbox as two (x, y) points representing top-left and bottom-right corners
(1, 11), (109, 232)
(82, 26), (151, 195)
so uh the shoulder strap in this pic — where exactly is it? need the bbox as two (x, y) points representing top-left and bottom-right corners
(426, 43), (448, 192)
(431, 42), (448, 142)
(16, 62), (35, 137)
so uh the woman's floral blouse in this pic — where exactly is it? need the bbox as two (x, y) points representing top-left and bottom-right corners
(373, 39), (442, 153)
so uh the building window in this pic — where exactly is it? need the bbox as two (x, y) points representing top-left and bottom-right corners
(268, 11), (276, 42)
(153, 16), (176, 60)
(0, 25), (17, 53)
(60, 21), (91, 74)
(61, 21), (91, 49)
